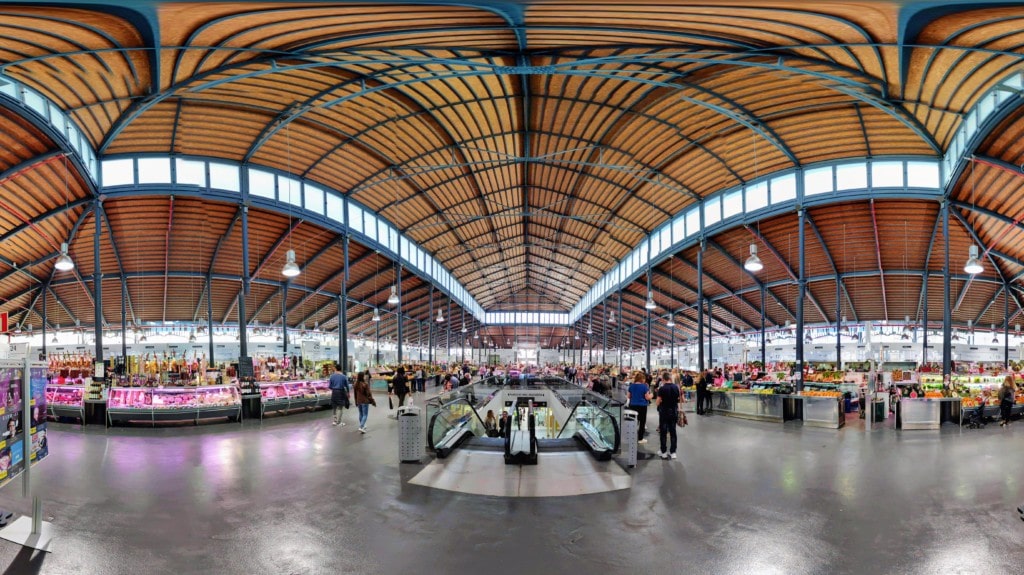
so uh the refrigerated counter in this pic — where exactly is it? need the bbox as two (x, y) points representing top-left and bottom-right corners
(259, 380), (331, 417)
(107, 385), (242, 426)
(711, 391), (845, 428)
(45, 384), (86, 421)
(897, 397), (960, 430)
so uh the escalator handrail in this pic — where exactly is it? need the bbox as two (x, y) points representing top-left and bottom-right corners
(426, 395), (488, 451)
(556, 399), (621, 453)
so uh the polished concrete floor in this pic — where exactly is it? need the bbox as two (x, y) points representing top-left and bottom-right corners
(0, 400), (1023, 574)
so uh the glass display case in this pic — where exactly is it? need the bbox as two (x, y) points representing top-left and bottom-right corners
(107, 385), (241, 426)
(44, 384), (86, 420)
(711, 390), (785, 422)
(259, 380), (326, 417)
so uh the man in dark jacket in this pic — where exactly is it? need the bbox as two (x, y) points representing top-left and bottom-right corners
(391, 366), (410, 408)
(329, 363), (350, 426)
(695, 370), (709, 415)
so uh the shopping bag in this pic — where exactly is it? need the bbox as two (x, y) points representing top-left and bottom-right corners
(677, 410), (687, 428)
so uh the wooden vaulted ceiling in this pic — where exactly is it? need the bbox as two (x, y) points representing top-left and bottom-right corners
(2, 1), (1024, 346)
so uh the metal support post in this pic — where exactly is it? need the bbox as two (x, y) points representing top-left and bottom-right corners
(796, 208), (806, 391)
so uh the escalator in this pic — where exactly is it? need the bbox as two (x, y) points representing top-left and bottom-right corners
(504, 403), (538, 465)
(555, 399), (620, 461)
(426, 395), (489, 458)
(426, 380), (620, 463)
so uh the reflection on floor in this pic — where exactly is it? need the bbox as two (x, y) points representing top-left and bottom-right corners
(409, 450), (631, 497)
(0, 401), (1023, 574)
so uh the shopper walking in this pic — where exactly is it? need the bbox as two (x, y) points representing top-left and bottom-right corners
(353, 371), (376, 433)
(391, 366), (410, 408)
(329, 363), (350, 426)
(656, 371), (681, 459)
(627, 371), (652, 444)
(999, 375), (1016, 427)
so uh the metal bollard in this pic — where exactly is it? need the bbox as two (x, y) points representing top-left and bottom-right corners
(621, 409), (638, 468)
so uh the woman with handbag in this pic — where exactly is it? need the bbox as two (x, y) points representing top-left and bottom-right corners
(353, 371), (376, 433)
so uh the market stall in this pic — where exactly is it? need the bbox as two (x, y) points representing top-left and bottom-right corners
(106, 384), (242, 426)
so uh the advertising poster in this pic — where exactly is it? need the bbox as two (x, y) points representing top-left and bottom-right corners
(0, 366), (23, 487)
(30, 366), (48, 462)
(0, 363), (49, 489)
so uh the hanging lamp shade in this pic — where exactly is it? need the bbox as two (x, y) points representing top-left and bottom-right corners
(644, 291), (657, 310)
(744, 243), (763, 272)
(461, 324), (467, 333)
(608, 310), (616, 324)
(666, 316), (675, 328)
(586, 325), (593, 335)
(436, 309), (444, 322)
(282, 249), (301, 277)
(964, 245), (984, 275)
(54, 242), (74, 272)
(372, 308), (381, 322)
(387, 285), (399, 305)
(473, 331), (479, 339)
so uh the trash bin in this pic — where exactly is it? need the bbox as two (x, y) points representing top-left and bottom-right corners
(398, 405), (425, 463)
(621, 409), (638, 468)
(872, 400), (886, 422)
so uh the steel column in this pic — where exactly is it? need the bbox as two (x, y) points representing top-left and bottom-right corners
(760, 285), (766, 368)
(1005, 283), (1010, 369)
(796, 208), (806, 391)
(207, 274), (214, 361)
(942, 202), (952, 377)
(922, 269), (928, 365)
(94, 200), (103, 363)
(375, 316), (380, 366)
(836, 273), (842, 368)
(697, 245), (704, 371)
(122, 276), (128, 361)
(397, 262), (403, 365)
(340, 235), (349, 371)
(239, 206), (250, 360)
(617, 290), (623, 370)
(41, 286), (46, 357)
(282, 281), (289, 356)
(646, 272), (653, 372)
(427, 287), (434, 365)
(707, 298), (714, 368)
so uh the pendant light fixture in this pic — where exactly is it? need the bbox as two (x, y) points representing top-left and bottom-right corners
(608, 310), (616, 324)
(436, 308), (444, 322)
(372, 307), (381, 322)
(54, 154), (75, 272)
(281, 125), (301, 278)
(51, 324), (59, 344)
(461, 324), (467, 334)
(188, 330), (197, 343)
(644, 290), (656, 310)
(964, 245), (983, 275)
(666, 315), (675, 328)
(744, 243), (763, 272)
(387, 285), (399, 305)
(964, 158), (983, 275)
(991, 324), (999, 344)
(55, 242), (75, 272)
(282, 249), (300, 277)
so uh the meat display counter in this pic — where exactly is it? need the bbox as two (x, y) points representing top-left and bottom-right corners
(106, 385), (242, 426)
(44, 384), (86, 421)
(259, 380), (331, 418)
